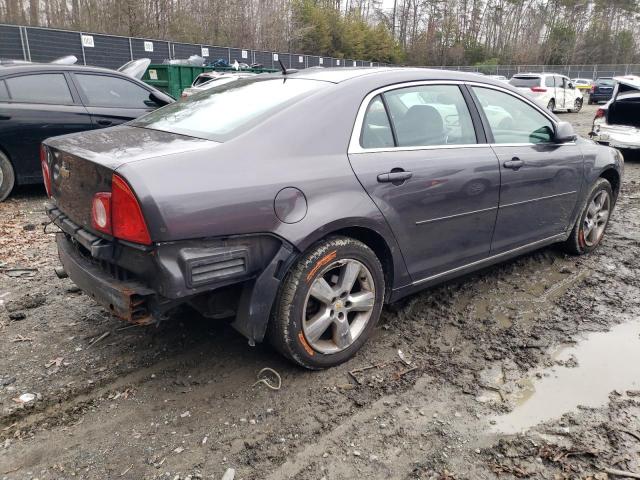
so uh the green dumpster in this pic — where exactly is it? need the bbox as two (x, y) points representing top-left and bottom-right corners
(142, 64), (279, 99)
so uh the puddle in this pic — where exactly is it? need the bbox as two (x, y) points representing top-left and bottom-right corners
(490, 318), (640, 434)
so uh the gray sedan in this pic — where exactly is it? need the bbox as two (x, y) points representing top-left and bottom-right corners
(43, 68), (623, 369)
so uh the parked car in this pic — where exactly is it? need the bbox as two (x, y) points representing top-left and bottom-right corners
(487, 75), (509, 82)
(509, 73), (583, 112)
(589, 77), (615, 104)
(590, 76), (640, 151)
(571, 78), (593, 91)
(44, 68), (623, 369)
(181, 72), (257, 98)
(0, 63), (173, 201)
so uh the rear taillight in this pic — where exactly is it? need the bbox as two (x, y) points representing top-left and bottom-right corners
(591, 85), (596, 93)
(111, 174), (151, 245)
(90, 174), (151, 245)
(595, 108), (605, 118)
(40, 144), (51, 197)
(530, 87), (547, 92)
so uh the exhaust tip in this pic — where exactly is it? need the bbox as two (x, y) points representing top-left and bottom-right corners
(54, 266), (68, 279)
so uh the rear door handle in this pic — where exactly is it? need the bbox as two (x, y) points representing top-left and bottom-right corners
(377, 170), (413, 184)
(503, 158), (524, 170)
(97, 119), (113, 126)
(0, 115), (11, 120)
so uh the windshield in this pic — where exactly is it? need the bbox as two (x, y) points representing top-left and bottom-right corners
(132, 77), (327, 141)
(509, 76), (541, 88)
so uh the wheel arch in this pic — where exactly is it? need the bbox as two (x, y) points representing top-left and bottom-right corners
(599, 167), (620, 201)
(330, 226), (395, 301)
(295, 221), (410, 301)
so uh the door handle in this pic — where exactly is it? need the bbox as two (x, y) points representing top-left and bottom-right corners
(377, 169), (413, 185)
(97, 119), (113, 126)
(503, 158), (524, 170)
(0, 115), (11, 120)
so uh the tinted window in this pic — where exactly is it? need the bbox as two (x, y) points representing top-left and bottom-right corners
(473, 87), (554, 144)
(360, 95), (394, 148)
(509, 76), (541, 88)
(6, 74), (73, 104)
(75, 74), (151, 108)
(132, 78), (327, 141)
(0, 80), (8, 100)
(383, 85), (476, 146)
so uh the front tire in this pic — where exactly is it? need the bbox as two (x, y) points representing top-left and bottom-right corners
(563, 178), (613, 255)
(268, 236), (385, 369)
(0, 151), (16, 202)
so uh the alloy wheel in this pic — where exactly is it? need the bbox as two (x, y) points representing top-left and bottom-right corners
(583, 190), (611, 247)
(302, 259), (376, 354)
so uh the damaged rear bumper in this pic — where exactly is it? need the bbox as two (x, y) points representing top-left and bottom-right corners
(48, 203), (297, 342)
(57, 233), (157, 324)
(591, 124), (640, 150)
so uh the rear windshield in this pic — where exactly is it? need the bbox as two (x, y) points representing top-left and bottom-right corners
(132, 77), (327, 141)
(597, 78), (614, 86)
(509, 76), (541, 88)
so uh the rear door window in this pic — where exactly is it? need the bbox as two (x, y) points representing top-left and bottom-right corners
(382, 84), (477, 146)
(5, 73), (73, 104)
(360, 95), (394, 148)
(75, 74), (152, 108)
(545, 76), (555, 88)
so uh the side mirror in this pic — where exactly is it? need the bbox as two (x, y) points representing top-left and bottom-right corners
(148, 91), (172, 107)
(555, 121), (577, 143)
(568, 82), (574, 89)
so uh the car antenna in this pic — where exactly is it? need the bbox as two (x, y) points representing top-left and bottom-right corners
(278, 59), (298, 75)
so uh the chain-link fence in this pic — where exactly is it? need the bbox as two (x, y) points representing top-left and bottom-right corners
(438, 64), (640, 79)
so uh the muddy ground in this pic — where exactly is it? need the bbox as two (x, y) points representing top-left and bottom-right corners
(1, 104), (639, 479)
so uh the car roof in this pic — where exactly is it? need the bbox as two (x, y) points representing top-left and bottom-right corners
(279, 67), (512, 86)
(0, 63), (123, 76)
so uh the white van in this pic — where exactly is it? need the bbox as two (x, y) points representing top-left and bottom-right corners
(509, 73), (583, 113)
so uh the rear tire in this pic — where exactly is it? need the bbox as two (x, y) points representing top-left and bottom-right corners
(563, 178), (613, 255)
(547, 99), (555, 112)
(0, 151), (15, 202)
(268, 236), (385, 369)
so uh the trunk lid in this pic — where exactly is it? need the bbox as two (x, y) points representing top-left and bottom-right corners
(45, 125), (214, 232)
(613, 75), (640, 101)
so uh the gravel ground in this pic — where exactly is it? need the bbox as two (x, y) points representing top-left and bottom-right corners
(1, 104), (639, 480)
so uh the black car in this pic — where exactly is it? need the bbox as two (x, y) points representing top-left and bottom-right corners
(589, 77), (615, 104)
(0, 63), (173, 201)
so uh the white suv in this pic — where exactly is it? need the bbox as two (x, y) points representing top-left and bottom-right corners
(509, 73), (583, 113)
